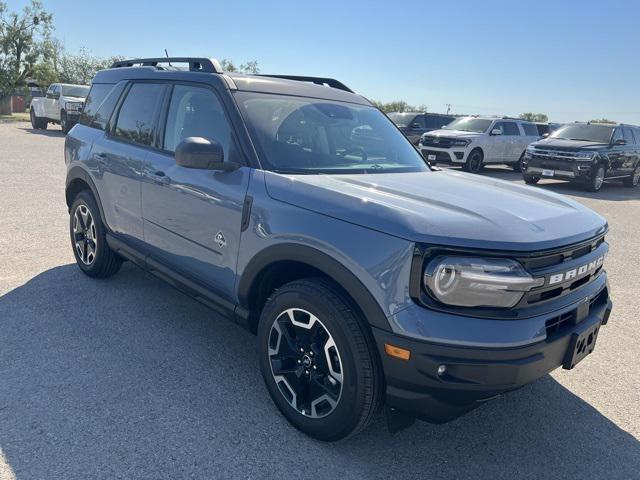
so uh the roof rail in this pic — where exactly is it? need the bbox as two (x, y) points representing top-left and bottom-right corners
(110, 57), (223, 74)
(257, 74), (353, 93)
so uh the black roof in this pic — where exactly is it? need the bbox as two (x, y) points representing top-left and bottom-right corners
(95, 57), (371, 106)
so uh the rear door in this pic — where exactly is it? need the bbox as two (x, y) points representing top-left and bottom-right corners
(141, 82), (250, 300)
(90, 82), (167, 241)
(502, 121), (522, 163)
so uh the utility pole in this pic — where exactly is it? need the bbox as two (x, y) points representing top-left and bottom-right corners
(446, 104), (452, 115)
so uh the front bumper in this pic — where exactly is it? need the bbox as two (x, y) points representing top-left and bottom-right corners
(419, 146), (469, 165)
(373, 282), (612, 423)
(523, 157), (595, 181)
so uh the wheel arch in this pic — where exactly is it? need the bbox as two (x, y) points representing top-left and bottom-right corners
(469, 146), (484, 159)
(238, 243), (392, 334)
(65, 166), (106, 222)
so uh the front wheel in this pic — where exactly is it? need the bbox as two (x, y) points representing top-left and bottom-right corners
(60, 110), (71, 134)
(258, 278), (382, 441)
(464, 149), (484, 173)
(623, 165), (640, 188)
(586, 165), (606, 192)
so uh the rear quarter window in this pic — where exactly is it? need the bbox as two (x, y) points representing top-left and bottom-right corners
(522, 123), (539, 136)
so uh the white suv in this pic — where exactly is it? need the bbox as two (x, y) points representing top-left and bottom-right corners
(418, 116), (540, 173)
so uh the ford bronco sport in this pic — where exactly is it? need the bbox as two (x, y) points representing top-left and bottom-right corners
(65, 57), (613, 441)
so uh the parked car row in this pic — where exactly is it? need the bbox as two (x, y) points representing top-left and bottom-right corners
(387, 112), (457, 145)
(30, 83), (90, 133)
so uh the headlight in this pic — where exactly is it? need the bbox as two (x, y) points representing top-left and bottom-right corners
(452, 138), (471, 147)
(525, 146), (536, 158)
(423, 256), (544, 308)
(575, 151), (596, 161)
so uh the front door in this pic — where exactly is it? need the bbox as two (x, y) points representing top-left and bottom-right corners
(485, 121), (507, 162)
(502, 121), (522, 162)
(141, 83), (250, 300)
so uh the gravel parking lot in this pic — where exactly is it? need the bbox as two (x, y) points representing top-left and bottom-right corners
(1, 121), (639, 480)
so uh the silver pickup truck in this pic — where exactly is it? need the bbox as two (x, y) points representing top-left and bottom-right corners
(30, 83), (90, 134)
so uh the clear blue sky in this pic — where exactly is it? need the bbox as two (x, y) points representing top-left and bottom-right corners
(8, 0), (640, 123)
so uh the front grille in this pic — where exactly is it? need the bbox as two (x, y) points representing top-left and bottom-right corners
(421, 149), (452, 163)
(421, 136), (455, 148)
(521, 235), (607, 306)
(544, 287), (608, 338)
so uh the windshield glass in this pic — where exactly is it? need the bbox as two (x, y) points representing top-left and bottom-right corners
(237, 93), (429, 174)
(62, 85), (90, 98)
(442, 117), (492, 133)
(387, 113), (416, 127)
(550, 124), (614, 143)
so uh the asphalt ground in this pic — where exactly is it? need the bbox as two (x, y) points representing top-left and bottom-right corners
(1, 122), (639, 479)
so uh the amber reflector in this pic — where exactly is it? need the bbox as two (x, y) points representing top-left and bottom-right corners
(384, 343), (411, 361)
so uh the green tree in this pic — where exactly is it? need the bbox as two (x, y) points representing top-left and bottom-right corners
(589, 118), (617, 124)
(57, 47), (122, 85)
(371, 100), (429, 114)
(519, 112), (549, 123)
(0, 0), (53, 112)
(219, 58), (260, 74)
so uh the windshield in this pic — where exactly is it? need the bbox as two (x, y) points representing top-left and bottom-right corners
(237, 93), (430, 174)
(62, 85), (90, 98)
(387, 113), (417, 127)
(442, 117), (492, 133)
(550, 124), (614, 143)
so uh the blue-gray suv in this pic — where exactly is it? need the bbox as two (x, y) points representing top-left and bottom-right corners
(65, 57), (613, 441)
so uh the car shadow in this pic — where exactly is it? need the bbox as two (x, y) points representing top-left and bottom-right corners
(0, 264), (638, 479)
(19, 125), (64, 137)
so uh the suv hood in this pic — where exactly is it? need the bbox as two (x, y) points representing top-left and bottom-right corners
(425, 129), (482, 139)
(265, 170), (606, 251)
(532, 137), (609, 150)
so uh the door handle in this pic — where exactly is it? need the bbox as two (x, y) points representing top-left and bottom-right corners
(149, 170), (171, 185)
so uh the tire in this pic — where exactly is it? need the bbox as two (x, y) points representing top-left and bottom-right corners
(69, 190), (122, 278)
(60, 110), (71, 134)
(623, 165), (640, 188)
(523, 175), (540, 185)
(258, 278), (383, 441)
(586, 164), (606, 192)
(30, 109), (47, 130)
(463, 149), (483, 173)
(512, 152), (525, 172)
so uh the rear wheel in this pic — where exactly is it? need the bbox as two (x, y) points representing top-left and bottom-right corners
(623, 165), (640, 188)
(512, 152), (525, 172)
(464, 149), (483, 173)
(258, 278), (382, 441)
(586, 165), (606, 192)
(70, 190), (122, 278)
(30, 109), (47, 130)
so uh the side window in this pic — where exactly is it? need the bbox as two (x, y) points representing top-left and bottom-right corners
(425, 115), (444, 129)
(408, 115), (425, 129)
(503, 122), (520, 136)
(611, 128), (623, 144)
(80, 83), (116, 128)
(113, 83), (166, 146)
(622, 127), (634, 144)
(492, 122), (505, 135)
(163, 84), (231, 155)
(522, 123), (539, 136)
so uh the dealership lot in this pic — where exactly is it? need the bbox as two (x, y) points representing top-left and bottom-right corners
(0, 122), (639, 479)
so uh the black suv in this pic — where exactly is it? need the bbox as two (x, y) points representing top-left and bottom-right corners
(388, 112), (456, 144)
(523, 122), (640, 191)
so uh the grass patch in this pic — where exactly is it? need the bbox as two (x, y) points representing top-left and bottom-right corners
(0, 111), (30, 123)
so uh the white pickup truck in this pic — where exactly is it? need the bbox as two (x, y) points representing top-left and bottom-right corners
(30, 83), (90, 134)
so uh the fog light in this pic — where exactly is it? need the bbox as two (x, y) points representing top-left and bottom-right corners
(437, 365), (447, 376)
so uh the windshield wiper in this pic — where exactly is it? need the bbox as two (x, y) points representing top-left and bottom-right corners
(568, 138), (600, 142)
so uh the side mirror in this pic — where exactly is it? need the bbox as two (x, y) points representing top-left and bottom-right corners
(614, 138), (626, 146)
(175, 137), (237, 171)
(490, 128), (503, 136)
(411, 122), (422, 129)
(542, 132), (550, 138)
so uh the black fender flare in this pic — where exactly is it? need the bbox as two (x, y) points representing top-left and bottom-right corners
(65, 166), (107, 222)
(237, 243), (392, 331)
